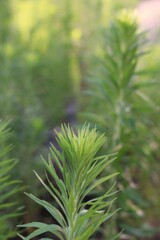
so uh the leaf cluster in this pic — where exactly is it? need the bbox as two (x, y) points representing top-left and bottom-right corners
(19, 124), (118, 240)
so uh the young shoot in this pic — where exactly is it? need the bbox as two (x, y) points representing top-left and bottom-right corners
(18, 124), (118, 240)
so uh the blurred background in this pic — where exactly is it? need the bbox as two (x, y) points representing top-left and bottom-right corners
(0, 0), (160, 239)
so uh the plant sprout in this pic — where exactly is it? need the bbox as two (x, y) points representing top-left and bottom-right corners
(18, 124), (118, 240)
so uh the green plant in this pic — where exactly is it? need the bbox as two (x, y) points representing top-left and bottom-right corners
(0, 120), (22, 239)
(81, 10), (158, 239)
(18, 124), (118, 240)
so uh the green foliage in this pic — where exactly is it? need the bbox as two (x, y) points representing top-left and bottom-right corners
(0, 1), (159, 238)
(0, 120), (22, 240)
(81, 10), (159, 239)
(18, 124), (118, 240)
(0, 0), (74, 215)
(83, 10), (152, 138)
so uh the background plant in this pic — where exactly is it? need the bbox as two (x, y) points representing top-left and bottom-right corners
(18, 124), (118, 240)
(80, 10), (159, 239)
(0, 120), (22, 240)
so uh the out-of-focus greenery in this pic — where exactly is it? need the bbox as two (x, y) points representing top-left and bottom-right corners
(80, 10), (160, 239)
(0, 0), (132, 190)
(137, 42), (160, 235)
(0, 0), (74, 188)
(0, 120), (23, 239)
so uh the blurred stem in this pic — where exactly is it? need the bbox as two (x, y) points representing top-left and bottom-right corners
(114, 89), (124, 145)
(105, 91), (124, 239)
